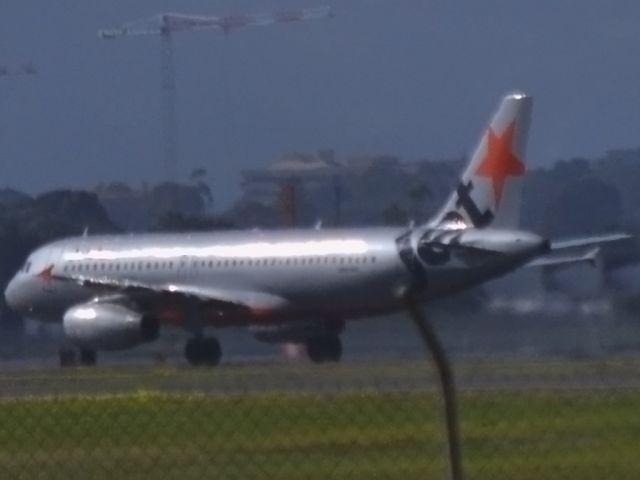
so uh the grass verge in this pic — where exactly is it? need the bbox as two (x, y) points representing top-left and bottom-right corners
(0, 388), (638, 479)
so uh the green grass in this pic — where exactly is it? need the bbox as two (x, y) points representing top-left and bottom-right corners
(0, 388), (638, 479)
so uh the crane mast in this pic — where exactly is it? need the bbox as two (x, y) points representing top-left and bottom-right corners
(99, 6), (334, 181)
(159, 27), (178, 181)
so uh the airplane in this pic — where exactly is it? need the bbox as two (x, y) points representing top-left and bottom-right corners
(4, 93), (630, 367)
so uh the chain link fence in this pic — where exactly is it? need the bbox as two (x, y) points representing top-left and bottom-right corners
(1, 314), (639, 479)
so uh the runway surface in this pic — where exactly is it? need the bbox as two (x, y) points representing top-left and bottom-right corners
(1, 356), (639, 399)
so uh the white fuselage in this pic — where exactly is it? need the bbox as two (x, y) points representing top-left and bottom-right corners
(5, 226), (547, 329)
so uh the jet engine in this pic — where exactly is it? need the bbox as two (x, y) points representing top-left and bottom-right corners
(63, 302), (159, 351)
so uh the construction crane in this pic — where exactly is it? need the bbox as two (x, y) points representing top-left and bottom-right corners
(99, 6), (334, 182)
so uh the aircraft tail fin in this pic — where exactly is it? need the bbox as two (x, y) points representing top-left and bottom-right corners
(428, 93), (533, 229)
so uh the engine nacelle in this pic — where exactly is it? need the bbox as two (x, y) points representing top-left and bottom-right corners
(63, 303), (159, 351)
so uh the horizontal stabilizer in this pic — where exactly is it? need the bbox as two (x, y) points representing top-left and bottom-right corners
(527, 232), (632, 269)
(526, 247), (600, 268)
(550, 233), (632, 251)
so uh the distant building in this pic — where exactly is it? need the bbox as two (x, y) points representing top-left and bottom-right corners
(238, 150), (342, 227)
(235, 149), (462, 227)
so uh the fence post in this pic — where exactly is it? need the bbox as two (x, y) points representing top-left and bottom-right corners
(405, 297), (464, 480)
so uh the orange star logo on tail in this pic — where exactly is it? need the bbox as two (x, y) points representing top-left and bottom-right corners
(474, 121), (524, 207)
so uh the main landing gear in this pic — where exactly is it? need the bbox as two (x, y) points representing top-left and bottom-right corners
(184, 337), (222, 366)
(305, 335), (342, 364)
(59, 348), (97, 367)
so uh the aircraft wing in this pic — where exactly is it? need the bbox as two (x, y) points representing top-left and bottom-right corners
(57, 274), (288, 313)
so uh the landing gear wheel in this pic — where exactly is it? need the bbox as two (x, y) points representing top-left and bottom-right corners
(59, 349), (76, 368)
(80, 349), (97, 366)
(306, 335), (342, 364)
(185, 337), (222, 367)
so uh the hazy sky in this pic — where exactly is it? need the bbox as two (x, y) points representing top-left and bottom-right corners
(2, 1), (640, 207)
